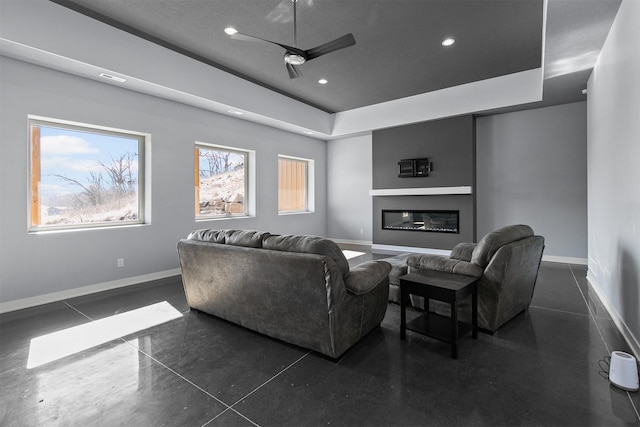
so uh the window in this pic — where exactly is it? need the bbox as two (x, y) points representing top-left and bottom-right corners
(29, 117), (146, 231)
(195, 144), (248, 218)
(278, 156), (313, 213)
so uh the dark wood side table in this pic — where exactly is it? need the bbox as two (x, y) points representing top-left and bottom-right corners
(399, 271), (478, 359)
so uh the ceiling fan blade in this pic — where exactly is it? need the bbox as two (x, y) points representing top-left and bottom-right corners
(277, 43), (306, 57)
(231, 32), (278, 45)
(286, 63), (303, 79)
(305, 33), (356, 61)
(232, 32), (306, 57)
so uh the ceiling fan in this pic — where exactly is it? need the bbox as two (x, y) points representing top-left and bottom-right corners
(224, 0), (356, 79)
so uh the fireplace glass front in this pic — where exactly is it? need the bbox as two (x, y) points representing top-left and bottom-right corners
(382, 210), (459, 233)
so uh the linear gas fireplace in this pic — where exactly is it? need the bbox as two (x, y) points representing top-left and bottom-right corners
(382, 210), (459, 233)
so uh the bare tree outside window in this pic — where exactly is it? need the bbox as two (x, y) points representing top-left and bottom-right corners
(29, 117), (146, 230)
(195, 145), (247, 218)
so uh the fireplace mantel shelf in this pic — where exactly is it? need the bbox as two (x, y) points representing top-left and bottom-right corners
(369, 186), (472, 196)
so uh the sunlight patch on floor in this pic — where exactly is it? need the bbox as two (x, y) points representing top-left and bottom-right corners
(342, 250), (366, 260)
(27, 301), (182, 369)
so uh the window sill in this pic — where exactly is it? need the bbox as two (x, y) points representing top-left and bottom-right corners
(196, 215), (253, 222)
(28, 222), (148, 234)
(278, 211), (313, 216)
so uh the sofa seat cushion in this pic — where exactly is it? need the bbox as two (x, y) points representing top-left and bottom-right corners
(382, 254), (410, 304)
(450, 242), (476, 262)
(385, 254), (411, 286)
(407, 254), (483, 278)
(344, 260), (392, 295)
(263, 234), (350, 279)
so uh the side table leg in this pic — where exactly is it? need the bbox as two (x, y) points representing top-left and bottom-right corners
(424, 297), (430, 331)
(451, 299), (458, 359)
(472, 284), (478, 339)
(400, 281), (407, 340)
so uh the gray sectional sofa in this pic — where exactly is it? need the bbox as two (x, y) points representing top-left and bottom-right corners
(177, 229), (391, 359)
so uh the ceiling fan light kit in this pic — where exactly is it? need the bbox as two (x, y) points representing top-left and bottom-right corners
(225, 0), (355, 79)
(284, 53), (306, 66)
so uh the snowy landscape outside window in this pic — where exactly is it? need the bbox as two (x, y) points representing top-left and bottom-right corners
(195, 144), (247, 218)
(29, 117), (146, 231)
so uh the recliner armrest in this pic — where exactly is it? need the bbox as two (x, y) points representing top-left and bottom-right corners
(406, 254), (482, 278)
(344, 261), (391, 295)
(450, 242), (476, 262)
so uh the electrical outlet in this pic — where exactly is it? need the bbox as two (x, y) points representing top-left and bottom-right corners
(117, 258), (124, 268)
(360, 228), (364, 235)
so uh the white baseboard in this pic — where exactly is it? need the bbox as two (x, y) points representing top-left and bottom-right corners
(0, 268), (181, 314)
(586, 274), (640, 360)
(371, 244), (451, 256)
(330, 238), (373, 246)
(370, 244), (588, 265)
(542, 255), (588, 265)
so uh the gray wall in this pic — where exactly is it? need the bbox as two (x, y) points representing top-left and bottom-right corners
(327, 106), (588, 260)
(587, 0), (639, 355)
(371, 115), (476, 249)
(476, 102), (587, 260)
(372, 116), (475, 189)
(327, 134), (373, 243)
(0, 57), (327, 307)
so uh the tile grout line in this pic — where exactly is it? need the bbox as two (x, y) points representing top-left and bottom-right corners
(62, 300), (246, 424)
(229, 351), (312, 409)
(61, 300), (95, 321)
(528, 304), (590, 318)
(57, 301), (312, 426)
(569, 264), (640, 421)
(201, 351), (312, 427)
(132, 343), (236, 415)
(202, 407), (260, 427)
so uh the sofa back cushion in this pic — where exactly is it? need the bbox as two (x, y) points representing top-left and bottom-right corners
(471, 224), (534, 267)
(263, 234), (350, 279)
(187, 229), (271, 248)
(187, 229), (226, 243)
(186, 230), (350, 278)
(226, 230), (272, 247)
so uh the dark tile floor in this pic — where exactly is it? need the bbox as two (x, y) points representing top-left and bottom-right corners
(1, 248), (639, 426)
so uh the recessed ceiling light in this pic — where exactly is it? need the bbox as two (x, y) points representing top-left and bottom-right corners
(99, 73), (126, 83)
(318, 79), (328, 85)
(442, 37), (455, 47)
(224, 27), (238, 36)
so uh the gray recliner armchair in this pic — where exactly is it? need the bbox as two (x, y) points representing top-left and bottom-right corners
(406, 224), (545, 333)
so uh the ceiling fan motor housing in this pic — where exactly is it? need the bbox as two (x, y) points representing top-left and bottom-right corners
(284, 52), (306, 65)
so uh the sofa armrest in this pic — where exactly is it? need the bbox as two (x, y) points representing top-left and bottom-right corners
(450, 243), (476, 262)
(344, 261), (392, 295)
(406, 254), (482, 278)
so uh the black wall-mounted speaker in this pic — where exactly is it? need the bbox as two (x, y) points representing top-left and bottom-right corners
(398, 158), (431, 177)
